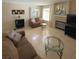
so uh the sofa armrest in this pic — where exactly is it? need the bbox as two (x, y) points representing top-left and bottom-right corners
(34, 56), (41, 59)
(2, 37), (19, 59)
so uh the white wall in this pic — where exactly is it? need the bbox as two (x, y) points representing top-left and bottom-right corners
(49, 4), (55, 27)
(2, 2), (30, 33)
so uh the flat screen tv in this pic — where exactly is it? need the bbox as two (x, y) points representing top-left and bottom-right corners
(67, 14), (76, 25)
(15, 19), (24, 28)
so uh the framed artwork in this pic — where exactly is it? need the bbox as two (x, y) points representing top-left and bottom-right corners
(54, 2), (66, 16)
(12, 10), (25, 15)
(20, 10), (24, 14)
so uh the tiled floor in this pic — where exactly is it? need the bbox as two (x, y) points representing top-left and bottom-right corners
(17, 26), (76, 59)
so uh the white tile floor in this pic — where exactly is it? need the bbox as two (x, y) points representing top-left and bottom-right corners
(17, 26), (76, 59)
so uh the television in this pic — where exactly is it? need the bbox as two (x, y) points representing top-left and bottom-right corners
(67, 14), (76, 25)
(15, 19), (24, 28)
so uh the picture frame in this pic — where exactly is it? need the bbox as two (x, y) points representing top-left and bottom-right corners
(54, 2), (66, 16)
(12, 10), (25, 15)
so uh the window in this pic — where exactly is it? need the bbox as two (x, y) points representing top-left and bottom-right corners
(42, 8), (50, 21)
(31, 8), (40, 18)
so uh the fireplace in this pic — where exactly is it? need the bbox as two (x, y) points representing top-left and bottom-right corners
(15, 19), (24, 28)
(55, 20), (65, 30)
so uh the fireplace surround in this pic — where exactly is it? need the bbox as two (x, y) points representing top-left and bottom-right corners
(55, 20), (65, 30)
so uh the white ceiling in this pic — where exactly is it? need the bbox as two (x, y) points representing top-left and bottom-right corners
(3, 0), (67, 5)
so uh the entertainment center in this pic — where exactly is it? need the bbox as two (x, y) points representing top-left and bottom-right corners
(65, 14), (76, 39)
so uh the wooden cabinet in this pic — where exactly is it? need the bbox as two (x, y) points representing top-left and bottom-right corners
(69, 0), (76, 14)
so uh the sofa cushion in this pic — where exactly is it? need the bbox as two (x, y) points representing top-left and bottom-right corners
(31, 18), (36, 23)
(35, 18), (39, 22)
(16, 37), (37, 59)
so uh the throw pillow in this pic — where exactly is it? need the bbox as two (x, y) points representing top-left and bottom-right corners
(31, 18), (36, 23)
(8, 30), (22, 46)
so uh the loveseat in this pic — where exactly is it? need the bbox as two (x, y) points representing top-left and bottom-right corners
(29, 18), (47, 28)
(2, 31), (41, 59)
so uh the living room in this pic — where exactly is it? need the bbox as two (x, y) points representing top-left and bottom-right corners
(2, 0), (76, 59)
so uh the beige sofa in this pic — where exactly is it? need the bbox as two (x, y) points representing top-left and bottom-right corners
(2, 32), (41, 59)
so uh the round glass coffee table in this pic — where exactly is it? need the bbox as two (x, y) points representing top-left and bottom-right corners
(41, 23), (47, 29)
(45, 36), (64, 59)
